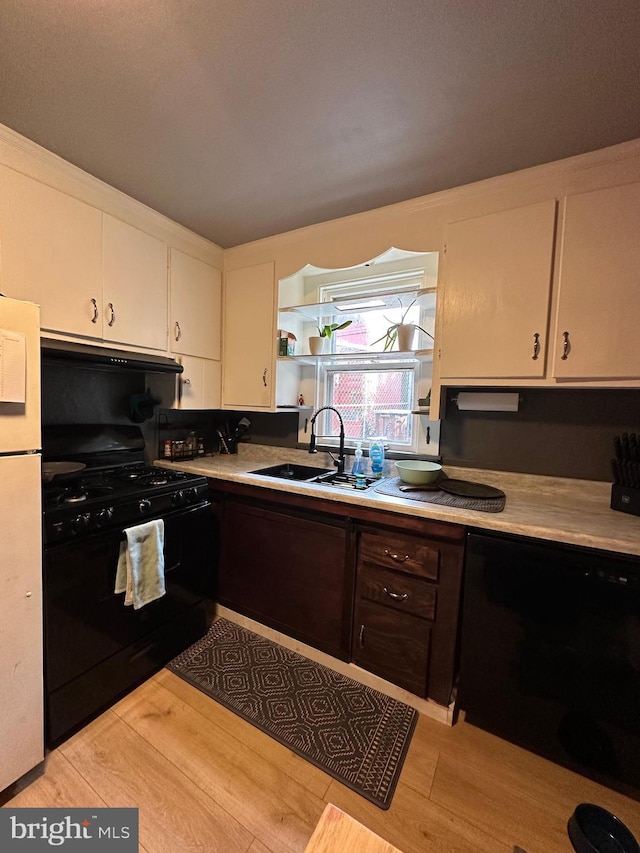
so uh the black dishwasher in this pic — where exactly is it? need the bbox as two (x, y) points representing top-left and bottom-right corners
(458, 530), (640, 800)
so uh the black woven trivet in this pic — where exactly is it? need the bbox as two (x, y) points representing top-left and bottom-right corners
(374, 477), (506, 512)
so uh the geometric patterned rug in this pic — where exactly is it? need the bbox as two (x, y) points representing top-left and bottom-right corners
(166, 618), (418, 809)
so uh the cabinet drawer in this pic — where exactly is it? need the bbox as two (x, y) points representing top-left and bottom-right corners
(358, 565), (436, 620)
(359, 531), (439, 580)
(353, 599), (430, 696)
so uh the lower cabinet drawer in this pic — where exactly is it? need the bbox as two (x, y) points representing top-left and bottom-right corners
(353, 598), (430, 696)
(359, 565), (437, 620)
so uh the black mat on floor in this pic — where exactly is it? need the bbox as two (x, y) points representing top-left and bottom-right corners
(166, 618), (417, 809)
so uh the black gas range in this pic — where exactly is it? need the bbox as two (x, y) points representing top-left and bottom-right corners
(42, 424), (215, 747)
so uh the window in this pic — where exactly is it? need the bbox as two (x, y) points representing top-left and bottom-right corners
(314, 272), (432, 453)
(319, 364), (416, 449)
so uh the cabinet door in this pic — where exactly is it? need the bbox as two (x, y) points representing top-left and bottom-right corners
(553, 182), (640, 379)
(0, 454), (43, 789)
(177, 355), (221, 409)
(170, 249), (221, 359)
(0, 166), (103, 337)
(353, 599), (430, 696)
(102, 214), (168, 350)
(439, 200), (556, 379)
(223, 262), (275, 409)
(219, 500), (352, 659)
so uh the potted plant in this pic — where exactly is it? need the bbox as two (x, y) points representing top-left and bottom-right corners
(371, 297), (434, 351)
(308, 320), (352, 355)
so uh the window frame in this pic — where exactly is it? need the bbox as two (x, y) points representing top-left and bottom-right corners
(316, 359), (420, 453)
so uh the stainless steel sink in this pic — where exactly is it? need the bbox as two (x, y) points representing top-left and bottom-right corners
(250, 463), (334, 481)
(250, 464), (379, 490)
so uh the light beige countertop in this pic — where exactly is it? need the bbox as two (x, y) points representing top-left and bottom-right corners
(155, 444), (640, 557)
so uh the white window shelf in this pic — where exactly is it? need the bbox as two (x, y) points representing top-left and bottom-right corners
(277, 348), (434, 366)
(278, 285), (436, 322)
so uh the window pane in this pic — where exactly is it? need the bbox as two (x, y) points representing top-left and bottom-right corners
(324, 368), (414, 444)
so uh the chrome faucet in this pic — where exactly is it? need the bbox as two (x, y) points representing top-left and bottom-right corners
(309, 406), (346, 474)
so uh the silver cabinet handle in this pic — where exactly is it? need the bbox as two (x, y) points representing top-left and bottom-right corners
(359, 624), (365, 648)
(384, 548), (410, 563)
(384, 587), (408, 601)
(174, 321), (182, 342)
(90, 298), (99, 324)
(532, 332), (540, 360)
(107, 302), (116, 327)
(182, 377), (191, 385)
(561, 331), (570, 360)
(262, 368), (268, 387)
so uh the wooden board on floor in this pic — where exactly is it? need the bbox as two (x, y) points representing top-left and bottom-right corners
(304, 804), (403, 853)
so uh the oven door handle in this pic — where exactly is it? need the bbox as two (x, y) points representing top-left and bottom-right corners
(118, 500), (212, 539)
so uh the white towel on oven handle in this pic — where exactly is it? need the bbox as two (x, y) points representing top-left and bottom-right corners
(115, 519), (166, 609)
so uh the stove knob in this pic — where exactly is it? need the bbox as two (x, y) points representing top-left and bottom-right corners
(170, 490), (185, 506)
(139, 499), (152, 513)
(71, 513), (90, 534)
(52, 521), (65, 539)
(185, 487), (198, 503)
(96, 507), (114, 527)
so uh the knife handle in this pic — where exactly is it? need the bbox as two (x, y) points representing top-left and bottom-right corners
(614, 435), (623, 460)
(621, 432), (630, 460)
(611, 459), (620, 484)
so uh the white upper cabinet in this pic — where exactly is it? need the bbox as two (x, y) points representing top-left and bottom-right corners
(0, 165), (103, 338)
(177, 355), (222, 409)
(439, 199), (557, 379)
(169, 249), (222, 360)
(102, 214), (168, 351)
(0, 168), (171, 349)
(222, 261), (275, 409)
(552, 182), (640, 380)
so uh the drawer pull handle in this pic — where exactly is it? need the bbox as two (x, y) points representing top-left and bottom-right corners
(384, 549), (410, 563)
(384, 587), (408, 601)
(359, 624), (365, 648)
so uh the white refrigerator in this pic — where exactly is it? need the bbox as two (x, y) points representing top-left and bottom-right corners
(0, 296), (43, 791)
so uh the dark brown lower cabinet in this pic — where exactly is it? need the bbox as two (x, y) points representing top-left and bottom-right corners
(352, 524), (464, 705)
(218, 496), (355, 660)
(212, 480), (465, 704)
(354, 598), (431, 696)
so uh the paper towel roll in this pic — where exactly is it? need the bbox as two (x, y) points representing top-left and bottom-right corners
(455, 392), (520, 412)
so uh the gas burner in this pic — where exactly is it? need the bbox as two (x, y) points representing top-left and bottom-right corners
(47, 485), (115, 507)
(149, 474), (169, 486)
(64, 491), (88, 504)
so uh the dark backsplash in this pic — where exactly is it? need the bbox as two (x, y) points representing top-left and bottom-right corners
(438, 387), (640, 482)
(41, 363), (639, 481)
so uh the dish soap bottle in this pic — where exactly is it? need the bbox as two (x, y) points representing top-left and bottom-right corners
(351, 441), (364, 476)
(369, 437), (385, 478)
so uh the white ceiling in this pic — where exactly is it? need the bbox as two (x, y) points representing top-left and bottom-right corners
(1, 1), (639, 248)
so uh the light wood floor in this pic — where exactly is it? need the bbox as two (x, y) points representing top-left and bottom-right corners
(7, 669), (640, 853)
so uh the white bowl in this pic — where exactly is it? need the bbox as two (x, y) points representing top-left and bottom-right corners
(395, 460), (442, 485)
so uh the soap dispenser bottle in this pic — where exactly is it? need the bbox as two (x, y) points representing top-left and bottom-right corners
(369, 437), (385, 478)
(351, 441), (364, 475)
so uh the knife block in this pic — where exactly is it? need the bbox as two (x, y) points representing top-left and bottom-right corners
(610, 484), (640, 517)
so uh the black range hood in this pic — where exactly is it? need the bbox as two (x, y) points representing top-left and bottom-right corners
(41, 338), (183, 374)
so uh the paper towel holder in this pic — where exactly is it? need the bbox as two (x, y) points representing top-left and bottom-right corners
(452, 392), (521, 412)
